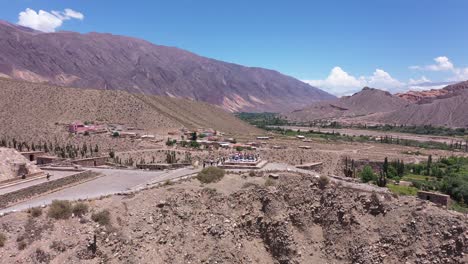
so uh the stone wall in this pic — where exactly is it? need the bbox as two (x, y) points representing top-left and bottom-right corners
(417, 191), (451, 207)
(0, 170), (99, 209)
(72, 157), (108, 167)
(136, 163), (190, 170)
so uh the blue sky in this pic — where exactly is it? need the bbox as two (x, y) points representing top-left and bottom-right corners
(1, 0), (468, 95)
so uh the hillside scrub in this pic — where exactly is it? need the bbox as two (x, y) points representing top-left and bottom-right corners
(0, 233), (6, 247)
(196, 167), (225, 184)
(48, 200), (72, 220)
(91, 210), (111, 226)
(72, 202), (89, 217)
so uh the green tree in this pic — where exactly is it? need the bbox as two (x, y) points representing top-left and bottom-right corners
(360, 166), (377, 183)
(427, 155), (432, 175)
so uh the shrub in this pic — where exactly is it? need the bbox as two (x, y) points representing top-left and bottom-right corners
(196, 167), (225, 184)
(360, 166), (377, 183)
(28, 207), (43, 218)
(91, 210), (111, 226)
(163, 179), (173, 186)
(50, 241), (67, 252)
(318, 175), (330, 189)
(0, 233), (6, 247)
(34, 248), (51, 263)
(48, 200), (72, 220)
(242, 182), (258, 189)
(265, 178), (276, 187)
(248, 171), (256, 177)
(18, 240), (27, 250)
(72, 203), (89, 217)
(189, 140), (200, 149)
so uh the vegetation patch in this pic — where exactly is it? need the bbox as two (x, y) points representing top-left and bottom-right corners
(387, 184), (419, 196)
(91, 210), (111, 226)
(0, 233), (6, 247)
(72, 202), (89, 217)
(28, 207), (43, 218)
(48, 200), (72, 220)
(265, 178), (276, 187)
(196, 167), (225, 184)
(318, 175), (330, 189)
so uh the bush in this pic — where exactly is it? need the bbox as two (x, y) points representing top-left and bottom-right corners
(360, 166), (377, 183)
(265, 178), (276, 187)
(196, 167), (225, 184)
(18, 240), (27, 250)
(189, 140), (200, 148)
(28, 207), (43, 218)
(72, 203), (89, 217)
(48, 200), (72, 220)
(91, 210), (111, 226)
(318, 175), (330, 189)
(248, 171), (256, 177)
(0, 233), (6, 247)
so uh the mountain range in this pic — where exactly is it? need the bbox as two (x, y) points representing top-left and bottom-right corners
(286, 81), (468, 128)
(0, 20), (334, 112)
(285, 87), (409, 121)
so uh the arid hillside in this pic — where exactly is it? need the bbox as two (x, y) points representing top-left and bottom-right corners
(0, 20), (334, 112)
(285, 81), (468, 128)
(0, 78), (260, 142)
(0, 174), (466, 263)
(396, 81), (468, 103)
(285, 87), (409, 122)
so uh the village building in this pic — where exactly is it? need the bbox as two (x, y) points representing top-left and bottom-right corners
(119, 131), (138, 138)
(257, 136), (270, 140)
(20, 151), (46, 162)
(141, 135), (156, 140)
(36, 156), (63, 165)
(417, 191), (451, 207)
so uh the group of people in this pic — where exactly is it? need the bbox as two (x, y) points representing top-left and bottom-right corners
(202, 152), (260, 168)
(227, 152), (259, 163)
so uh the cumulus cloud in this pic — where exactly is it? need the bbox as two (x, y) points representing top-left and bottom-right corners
(303, 67), (404, 96)
(410, 56), (454, 71)
(410, 56), (468, 82)
(17, 8), (84, 32)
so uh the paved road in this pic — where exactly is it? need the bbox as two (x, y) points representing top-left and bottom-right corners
(0, 170), (78, 195)
(0, 167), (200, 214)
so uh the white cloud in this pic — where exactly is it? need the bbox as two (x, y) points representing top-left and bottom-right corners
(304, 67), (362, 96)
(17, 8), (84, 32)
(303, 67), (404, 96)
(408, 76), (431, 85)
(410, 56), (468, 82)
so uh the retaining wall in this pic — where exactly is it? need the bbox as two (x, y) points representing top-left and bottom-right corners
(0, 170), (99, 209)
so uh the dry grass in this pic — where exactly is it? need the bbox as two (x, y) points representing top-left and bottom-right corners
(72, 202), (89, 217)
(197, 167), (225, 184)
(28, 207), (43, 218)
(91, 210), (111, 226)
(48, 200), (72, 220)
(318, 175), (330, 189)
(0, 233), (6, 247)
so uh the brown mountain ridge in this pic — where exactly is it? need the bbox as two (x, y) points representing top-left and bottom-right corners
(0, 20), (334, 112)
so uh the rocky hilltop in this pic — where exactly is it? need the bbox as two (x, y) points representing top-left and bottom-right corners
(0, 20), (334, 112)
(285, 87), (409, 122)
(0, 173), (466, 263)
(286, 81), (468, 128)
